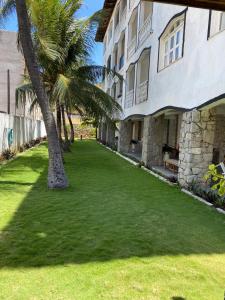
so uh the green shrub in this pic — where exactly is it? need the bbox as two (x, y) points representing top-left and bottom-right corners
(1, 149), (16, 160)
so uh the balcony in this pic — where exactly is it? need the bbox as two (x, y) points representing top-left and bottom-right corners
(125, 90), (134, 108)
(120, 8), (127, 29)
(129, 0), (135, 10)
(138, 14), (152, 46)
(136, 80), (148, 104)
(128, 37), (136, 59)
(119, 55), (125, 70)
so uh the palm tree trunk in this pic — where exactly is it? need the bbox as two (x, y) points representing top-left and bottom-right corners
(61, 105), (70, 152)
(15, 0), (68, 189)
(56, 101), (63, 142)
(66, 111), (75, 143)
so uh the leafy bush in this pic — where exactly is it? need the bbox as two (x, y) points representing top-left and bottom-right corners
(204, 164), (225, 196)
(189, 180), (225, 209)
(1, 149), (16, 160)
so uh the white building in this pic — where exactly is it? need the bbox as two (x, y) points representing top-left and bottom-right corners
(0, 31), (45, 154)
(96, 0), (225, 187)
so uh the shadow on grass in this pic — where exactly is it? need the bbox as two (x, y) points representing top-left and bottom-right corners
(0, 141), (225, 268)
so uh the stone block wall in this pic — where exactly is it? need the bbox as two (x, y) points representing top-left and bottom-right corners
(118, 120), (132, 153)
(178, 109), (216, 187)
(99, 122), (107, 144)
(106, 122), (115, 148)
(142, 115), (166, 167)
(214, 114), (225, 162)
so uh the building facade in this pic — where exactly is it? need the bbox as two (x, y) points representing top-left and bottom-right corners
(0, 31), (46, 154)
(96, 0), (225, 187)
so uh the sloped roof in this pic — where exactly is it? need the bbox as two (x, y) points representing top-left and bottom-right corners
(95, 0), (225, 42)
(95, 0), (117, 42)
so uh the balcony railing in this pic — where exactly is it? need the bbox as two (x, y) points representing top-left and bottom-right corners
(120, 8), (127, 28)
(114, 24), (120, 42)
(125, 89), (134, 108)
(136, 80), (148, 104)
(129, 0), (135, 10)
(128, 36), (136, 59)
(138, 15), (152, 46)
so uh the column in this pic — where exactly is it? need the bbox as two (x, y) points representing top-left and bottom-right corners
(118, 120), (132, 153)
(141, 115), (166, 167)
(178, 109), (216, 187)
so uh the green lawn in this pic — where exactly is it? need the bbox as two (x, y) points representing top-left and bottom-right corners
(0, 141), (225, 300)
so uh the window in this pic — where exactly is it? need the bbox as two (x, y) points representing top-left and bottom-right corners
(113, 47), (118, 71)
(107, 55), (111, 74)
(108, 22), (113, 42)
(209, 10), (225, 37)
(158, 13), (185, 71)
(119, 35), (125, 69)
(121, 0), (127, 14)
(115, 7), (120, 29)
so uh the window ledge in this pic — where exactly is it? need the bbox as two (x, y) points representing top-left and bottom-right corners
(208, 28), (225, 40)
(158, 57), (183, 73)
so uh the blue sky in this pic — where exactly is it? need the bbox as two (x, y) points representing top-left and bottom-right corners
(4, 0), (104, 65)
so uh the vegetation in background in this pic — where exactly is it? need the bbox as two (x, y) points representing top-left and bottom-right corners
(205, 164), (225, 197)
(15, 0), (121, 152)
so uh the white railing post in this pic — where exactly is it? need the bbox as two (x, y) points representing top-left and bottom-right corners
(138, 15), (152, 46)
(128, 36), (136, 59)
(136, 80), (148, 104)
(125, 89), (134, 108)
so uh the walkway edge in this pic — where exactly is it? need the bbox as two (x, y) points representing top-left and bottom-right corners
(98, 142), (225, 216)
(182, 188), (225, 215)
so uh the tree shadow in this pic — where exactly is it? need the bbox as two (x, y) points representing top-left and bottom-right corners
(0, 141), (225, 268)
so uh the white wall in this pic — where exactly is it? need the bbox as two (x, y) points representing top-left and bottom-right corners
(103, 1), (225, 120)
(0, 112), (46, 154)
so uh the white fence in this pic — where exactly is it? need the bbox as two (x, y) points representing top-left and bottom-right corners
(0, 112), (46, 154)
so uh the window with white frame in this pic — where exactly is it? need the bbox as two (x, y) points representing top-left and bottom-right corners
(115, 7), (120, 29)
(108, 22), (113, 42)
(159, 14), (185, 70)
(209, 10), (225, 37)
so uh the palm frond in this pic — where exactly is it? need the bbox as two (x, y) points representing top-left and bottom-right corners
(0, 0), (15, 27)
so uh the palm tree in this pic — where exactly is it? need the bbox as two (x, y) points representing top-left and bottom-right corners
(15, 0), (121, 150)
(1, 0), (68, 189)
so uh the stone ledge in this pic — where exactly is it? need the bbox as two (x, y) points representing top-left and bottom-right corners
(182, 188), (225, 215)
(141, 166), (177, 186)
(98, 142), (140, 167)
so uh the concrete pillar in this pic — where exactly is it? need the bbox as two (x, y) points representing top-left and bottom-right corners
(178, 109), (216, 187)
(142, 115), (166, 167)
(106, 122), (115, 148)
(118, 120), (132, 153)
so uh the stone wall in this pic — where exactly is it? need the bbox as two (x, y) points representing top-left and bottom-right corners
(142, 115), (166, 167)
(118, 120), (132, 153)
(100, 122), (107, 144)
(106, 122), (115, 148)
(214, 114), (225, 163)
(178, 109), (216, 187)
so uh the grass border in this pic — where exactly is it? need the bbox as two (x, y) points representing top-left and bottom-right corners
(99, 142), (225, 216)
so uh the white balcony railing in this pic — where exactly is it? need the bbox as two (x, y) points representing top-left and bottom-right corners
(125, 90), (134, 108)
(114, 24), (120, 42)
(120, 8), (127, 29)
(136, 80), (148, 104)
(129, 0), (135, 10)
(128, 36), (136, 59)
(138, 15), (152, 46)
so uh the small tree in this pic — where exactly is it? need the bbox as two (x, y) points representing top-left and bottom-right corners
(204, 164), (225, 196)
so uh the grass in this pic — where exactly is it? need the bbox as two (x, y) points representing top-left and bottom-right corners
(0, 141), (225, 300)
